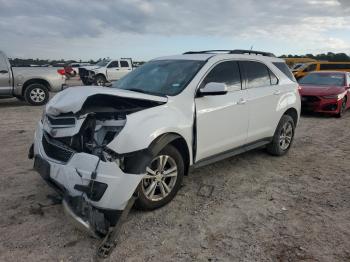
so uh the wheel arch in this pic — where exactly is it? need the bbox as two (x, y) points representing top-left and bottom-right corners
(148, 133), (190, 176)
(22, 78), (50, 95)
(283, 107), (299, 126)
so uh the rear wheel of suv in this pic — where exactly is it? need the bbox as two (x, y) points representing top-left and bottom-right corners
(24, 83), (49, 106)
(267, 115), (295, 156)
(135, 144), (184, 210)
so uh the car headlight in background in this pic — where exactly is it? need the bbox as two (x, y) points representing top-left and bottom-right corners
(322, 93), (345, 100)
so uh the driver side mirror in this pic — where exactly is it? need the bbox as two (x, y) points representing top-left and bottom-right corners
(198, 82), (228, 97)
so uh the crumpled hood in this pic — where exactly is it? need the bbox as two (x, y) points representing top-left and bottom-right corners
(46, 86), (168, 116)
(299, 84), (346, 96)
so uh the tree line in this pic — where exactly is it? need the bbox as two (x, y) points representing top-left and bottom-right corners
(280, 52), (350, 62)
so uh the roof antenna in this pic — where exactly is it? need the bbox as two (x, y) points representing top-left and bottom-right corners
(250, 45), (254, 50)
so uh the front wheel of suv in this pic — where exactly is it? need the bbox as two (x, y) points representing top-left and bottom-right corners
(267, 115), (295, 156)
(135, 144), (184, 210)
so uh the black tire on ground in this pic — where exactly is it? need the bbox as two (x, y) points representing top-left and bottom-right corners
(94, 75), (107, 86)
(24, 83), (49, 106)
(135, 144), (184, 210)
(336, 97), (347, 118)
(266, 114), (295, 156)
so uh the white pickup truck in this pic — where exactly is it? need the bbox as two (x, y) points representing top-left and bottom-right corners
(79, 58), (133, 86)
(0, 51), (67, 105)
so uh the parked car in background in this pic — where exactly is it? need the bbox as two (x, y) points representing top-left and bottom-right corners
(299, 71), (350, 117)
(294, 62), (350, 80)
(0, 51), (67, 105)
(284, 57), (317, 69)
(79, 58), (133, 86)
(30, 49), (300, 237)
(69, 62), (91, 76)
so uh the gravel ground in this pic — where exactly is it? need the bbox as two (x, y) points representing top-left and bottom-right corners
(0, 80), (350, 261)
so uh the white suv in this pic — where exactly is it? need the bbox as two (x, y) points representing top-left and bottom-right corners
(30, 50), (300, 236)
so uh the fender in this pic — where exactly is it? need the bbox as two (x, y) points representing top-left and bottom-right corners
(121, 133), (184, 174)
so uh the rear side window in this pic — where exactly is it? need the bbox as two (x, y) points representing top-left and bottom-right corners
(240, 61), (271, 88)
(273, 62), (296, 82)
(202, 61), (242, 90)
(120, 61), (129, 67)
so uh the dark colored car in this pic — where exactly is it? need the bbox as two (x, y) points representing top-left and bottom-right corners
(299, 71), (350, 117)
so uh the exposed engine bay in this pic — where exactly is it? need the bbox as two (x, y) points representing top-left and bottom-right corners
(44, 94), (165, 162)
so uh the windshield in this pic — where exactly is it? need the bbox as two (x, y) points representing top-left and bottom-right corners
(96, 60), (110, 67)
(112, 60), (205, 96)
(299, 73), (345, 86)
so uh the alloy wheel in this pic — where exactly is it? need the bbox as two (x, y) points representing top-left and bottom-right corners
(29, 88), (46, 103)
(141, 155), (178, 202)
(279, 121), (293, 150)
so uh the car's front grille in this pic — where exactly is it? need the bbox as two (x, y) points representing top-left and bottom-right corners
(78, 68), (88, 77)
(47, 115), (76, 126)
(42, 133), (75, 163)
(302, 96), (320, 103)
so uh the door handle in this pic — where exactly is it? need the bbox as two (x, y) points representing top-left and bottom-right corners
(237, 98), (246, 105)
(274, 90), (281, 95)
(0, 70), (8, 74)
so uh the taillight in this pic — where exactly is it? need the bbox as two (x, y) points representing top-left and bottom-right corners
(57, 69), (65, 75)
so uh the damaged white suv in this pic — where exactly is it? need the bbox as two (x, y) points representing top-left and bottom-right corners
(30, 50), (300, 236)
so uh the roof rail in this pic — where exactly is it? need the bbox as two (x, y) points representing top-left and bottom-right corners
(183, 49), (276, 57)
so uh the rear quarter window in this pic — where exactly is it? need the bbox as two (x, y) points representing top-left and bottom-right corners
(273, 62), (296, 82)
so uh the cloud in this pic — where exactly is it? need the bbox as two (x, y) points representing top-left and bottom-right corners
(0, 0), (349, 59)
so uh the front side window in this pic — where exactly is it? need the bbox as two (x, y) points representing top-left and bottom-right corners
(201, 61), (242, 90)
(108, 61), (119, 68)
(112, 60), (205, 96)
(299, 73), (345, 86)
(240, 61), (271, 88)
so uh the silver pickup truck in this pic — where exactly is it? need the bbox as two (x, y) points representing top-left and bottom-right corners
(0, 51), (67, 105)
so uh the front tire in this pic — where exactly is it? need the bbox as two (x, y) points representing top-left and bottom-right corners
(336, 97), (347, 118)
(94, 75), (107, 86)
(24, 84), (49, 106)
(135, 144), (184, 210)
(267, 115), (295, 156)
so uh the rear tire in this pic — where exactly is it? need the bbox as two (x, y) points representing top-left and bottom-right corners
(24, 83), (49, 106)
(267, 115), (295, 156)
(135, 144), (184, 210)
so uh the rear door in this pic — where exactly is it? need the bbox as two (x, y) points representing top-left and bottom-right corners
(195, 60), (249, 161)
(106, 61), (120, 81)
(0, 53), (12, 95)
(240, 61), (281, 143)
(119, 60), (132, 79)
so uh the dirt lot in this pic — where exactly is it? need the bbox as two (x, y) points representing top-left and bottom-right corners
(1, 82), (350, 261)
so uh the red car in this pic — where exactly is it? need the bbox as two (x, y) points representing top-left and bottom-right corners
(299, 71), (350, 117)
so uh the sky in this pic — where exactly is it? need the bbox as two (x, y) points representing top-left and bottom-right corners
(0, 0), (350, 61)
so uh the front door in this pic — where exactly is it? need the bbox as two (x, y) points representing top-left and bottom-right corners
(195, 61), (249, 161)
(106, 61), (120, 81)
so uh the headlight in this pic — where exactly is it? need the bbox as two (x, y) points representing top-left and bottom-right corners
(322, 93), (344, 100)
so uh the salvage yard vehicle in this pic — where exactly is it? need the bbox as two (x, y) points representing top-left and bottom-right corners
(0, 51), (67, 105)
(293, 61), (350, 80)
(29, 49), (300, 251)
(79, 58), (133, 86)
(299, 71), (350, 117)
